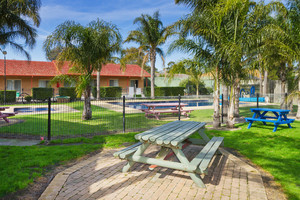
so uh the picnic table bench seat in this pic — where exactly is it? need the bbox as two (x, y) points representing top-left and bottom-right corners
(245, 117), (295, 124)
(113, 142), (142, 159)
(190, 137), (224, 174)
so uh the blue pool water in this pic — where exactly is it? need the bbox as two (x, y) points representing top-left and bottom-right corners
(14, 107), (55, 113)
(110, 100), (212, 110)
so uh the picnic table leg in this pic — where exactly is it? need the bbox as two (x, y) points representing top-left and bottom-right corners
(198, 128), (210, 143)
(247, 121), (253, 129)
(3, 117), (9, 123)
(172, 148), (206, 188)
(283, 114), (293, 128)
(123, 143), (150, 172)
(273, 124), (278, 132)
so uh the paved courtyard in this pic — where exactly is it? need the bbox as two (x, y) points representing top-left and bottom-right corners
(39, 145), (267, 200)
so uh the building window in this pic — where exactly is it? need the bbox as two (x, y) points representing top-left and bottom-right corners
(7, 80), (21, 93)
(130, 80), (139, 88)
(39, 80), (51, 88)
(109, 80), (119, 86)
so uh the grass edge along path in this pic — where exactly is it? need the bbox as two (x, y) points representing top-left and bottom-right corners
(0, 133), (138, 198)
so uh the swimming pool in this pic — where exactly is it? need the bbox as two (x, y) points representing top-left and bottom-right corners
(110, 100), (213, 110)
(14, 107), (55, 113)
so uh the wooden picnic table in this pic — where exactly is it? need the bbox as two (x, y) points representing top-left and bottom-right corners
(245, 108), (295, 132)
(0, 107), (16, 123)
(141, 103), (193, 120)
(114, 121), (224, 188)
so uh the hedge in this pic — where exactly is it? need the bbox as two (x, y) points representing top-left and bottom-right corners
(92, 87), (122, 98)
(32, 88), (54, 100)
(144, 87), (184, 97)
(0, 90), (16, 103)
(59, 87), (77, 101)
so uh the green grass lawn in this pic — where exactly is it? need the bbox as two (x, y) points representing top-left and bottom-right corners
(0, 133), (138, 198)
(188, 105), (300, 200)
(1, 103), (299, 199)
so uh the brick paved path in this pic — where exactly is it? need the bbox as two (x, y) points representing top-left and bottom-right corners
(39, 145), (267, 200)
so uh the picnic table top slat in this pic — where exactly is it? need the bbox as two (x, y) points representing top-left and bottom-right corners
(148, 122), (194, 143)
(139, 122), (182, 141)
(250, 108), (290, 113)
(154, 121), (199, 145)
(135, 121), (178, 140)
(156, 121), (201, 145)
(170, 122), (206, 146)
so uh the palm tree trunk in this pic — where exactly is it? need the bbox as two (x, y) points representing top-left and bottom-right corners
(222, 84), (228, 117)
(196, 83), (199, 98)
(150, 49), (156, 99)
(97, 71), (100, 100)
(259, 71), (263, 95)
(234, 82), (240, 118)
(82, 86), (92, 120)
(213, 67), (220, 128)
(263, 70), (268, 96)
(280, 80), (286, 109)
(227, 86), (235, 128)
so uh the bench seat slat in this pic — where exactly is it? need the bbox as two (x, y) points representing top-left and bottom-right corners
(189, 137), (218, 170)
(199, 137), (224, 173)
(245, 118), (294, 124)
(113, 142), (142, 158)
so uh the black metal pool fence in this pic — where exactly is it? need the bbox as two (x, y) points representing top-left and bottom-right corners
(0, 95), (213, 140)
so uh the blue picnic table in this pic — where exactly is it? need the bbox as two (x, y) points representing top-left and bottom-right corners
(245, 108), (295, 132)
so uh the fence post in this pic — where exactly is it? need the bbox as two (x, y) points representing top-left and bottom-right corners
(221, 94), (224, 123)
(256, 93), (259, 108)
(47, 97), (51, 141)
(178, 94), (181, 121)
(123, 96), (125, 133)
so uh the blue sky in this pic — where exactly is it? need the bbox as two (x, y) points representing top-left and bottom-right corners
(4, 0), (192, 71)
(4, 0), (279, 71)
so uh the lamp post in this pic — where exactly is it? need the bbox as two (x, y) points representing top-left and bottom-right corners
(1, 50), (7, 104)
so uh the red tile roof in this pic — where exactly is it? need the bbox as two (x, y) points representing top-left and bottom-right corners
(0, 59), (150, 78)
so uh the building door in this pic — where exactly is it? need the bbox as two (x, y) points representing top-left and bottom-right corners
(130, 80), (138, 88)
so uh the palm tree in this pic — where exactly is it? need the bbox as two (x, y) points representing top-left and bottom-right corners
(0, 0), (41, 58)
(167, 58), (204, 98)
(44, 19), (121, 120)
(124, 11), (171, 99)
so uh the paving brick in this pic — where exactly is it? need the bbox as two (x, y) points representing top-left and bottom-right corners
(38, 147), (268, 200)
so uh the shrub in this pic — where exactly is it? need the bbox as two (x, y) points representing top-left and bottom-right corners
(59, 87), (77, 101)
(24, 95), (32, 103)
(32, 88), (53, 100)
(144, 87), (184, 97)
(92, 87), (122, 98)
(0, 90), (16, 103)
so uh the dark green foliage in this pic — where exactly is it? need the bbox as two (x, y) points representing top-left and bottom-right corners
(144, 87), (185, 97)
(24, 95), (32, 103)
(179, 79), (213, 95)
(92, 87), (122, 98)
(32, 88), (53, 100)
(0, 90), (16, 103)
(59, 87), (77, 100)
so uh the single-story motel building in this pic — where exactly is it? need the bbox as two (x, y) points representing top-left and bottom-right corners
(0, 59), (150, 96)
